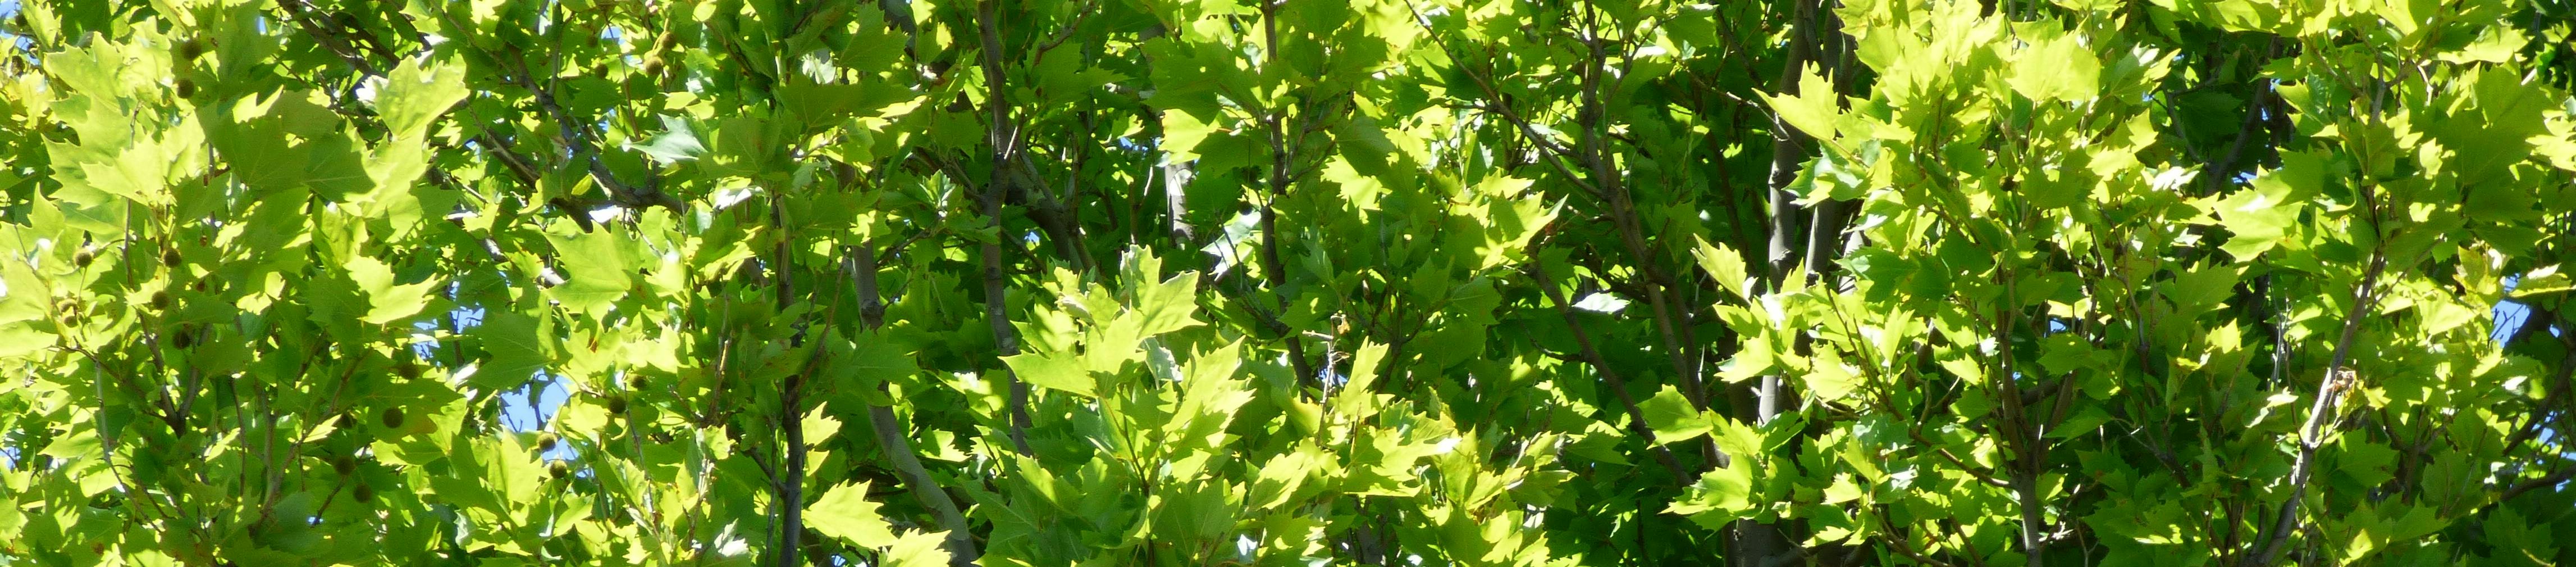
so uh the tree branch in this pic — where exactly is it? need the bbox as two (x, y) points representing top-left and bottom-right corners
(1255, 3), (1323, 389)
(976, 0), (1036, 457)
(849, 244), (982, 566)
(1527, 260), (1695, 479)
(2240, 251), (2388, 567)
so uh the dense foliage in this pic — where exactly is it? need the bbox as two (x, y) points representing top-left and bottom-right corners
(3, 0), (2575, 565)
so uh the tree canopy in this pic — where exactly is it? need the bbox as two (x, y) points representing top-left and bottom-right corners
(2, 0), (2575, 565)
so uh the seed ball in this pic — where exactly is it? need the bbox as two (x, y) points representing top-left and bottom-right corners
(627, 374), (647, 390)
(170, 327), (195, 349)
(380, 407), (405, 429)
(642, 59), (665, 78)
(351, 483), (374, 502)
(536, 432), (558, 452)
(149, 291), (171, 311)
(655, 30), (677, 50)
(394, 357), (421, 380)
(162, 248), (182, 268)
(331, 455), (356, 476)
(73, 249), (95, 267)
(606, 396), (628, 415)
(177, 38), (205, 61)
(548, 460), (570, 479)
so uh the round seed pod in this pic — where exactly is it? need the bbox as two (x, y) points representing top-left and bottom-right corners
(351, 483), (374, 502)
(548, 460), (571, 479)
(536, 432), (559, 452)
(73, 249), (95, 268)
(162, 248), (182, 268)
(331, 455), (356, 476)
(170, 326), (195, 350)
(176, 38), (205, 61)
(149, 291), (171, 311)
(380, 407), (405, 429)
(173, 78), (195, 99)
(393, 357), (421, 380)
(606, 396), (628, 415)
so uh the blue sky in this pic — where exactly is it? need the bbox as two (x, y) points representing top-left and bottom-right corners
(435, 306), (580, 462)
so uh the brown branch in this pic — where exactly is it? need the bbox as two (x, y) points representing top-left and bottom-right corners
(1871, 506), (1963, 567)
(1527, 260), (1695, 479)
(274, 0), (380, 75)
(2240, 251), (2388, 567)
(2496, 461), (2576, 504)
(849, 244), (981, 566)
(1990, 275), (2049, 567)
(1399, 0), (1603, 200)
(492, 49), (685, 212)
(975, 0), (1035, 457)
(771, 197), (810, 567)
(1254, 4), (1323, 389)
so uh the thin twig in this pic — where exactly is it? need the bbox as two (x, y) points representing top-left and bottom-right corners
(1526, 260), (1696, 479)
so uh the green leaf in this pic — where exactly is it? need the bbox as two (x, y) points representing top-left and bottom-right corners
(2037, 334), (2099, 375)
(1710, 414), (1765, 466)
(347, 256), (443, 324)
(2336, 438), (2398, 488)
(2007, 34), (2101, 102)
(880, 530), (957, 567)
(628, 116), (707, 164)
(1762, 67), (1841, 140)
(841, 335), (920, 389)
(2213, 151), (2322, 261)
(1174, 342), (1255, 440)
(1803, 351), (1862, 402)
(1001, 352), (1093, 397)
(545, 230), (636, 313)
(1668, 464), (1753, 525)
(1640, 385), (1710, 444)
(1158, 107), (1223, 164)
(1332, 341), (1390, 418)
(1248, 446), (1324, 510)
(2161, 262), (2245, 315)
(0, 323), (54, 359)
(1123, 250), (1204, 337)
(374, 57), (470, 139)
(1692, 237), (1753, 301)
(807, 482), (899, 548)
(2510, 265), (2570, 298)
(470, 311), (549, 389)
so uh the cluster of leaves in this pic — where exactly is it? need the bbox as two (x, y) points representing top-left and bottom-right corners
(0, 0), (2571, 565)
